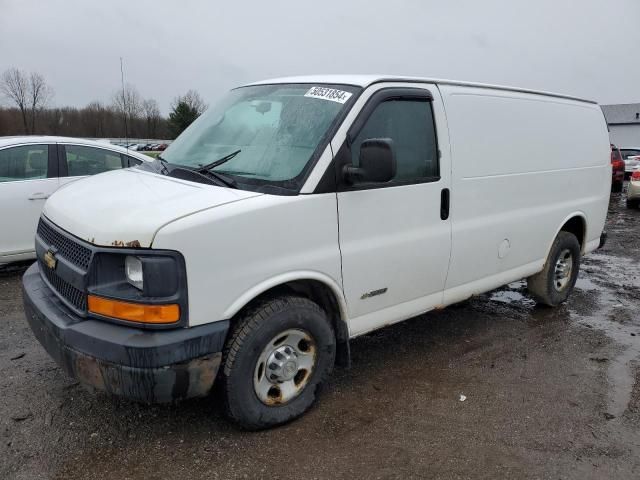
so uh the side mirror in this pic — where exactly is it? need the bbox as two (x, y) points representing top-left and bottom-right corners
(343, 138), (396, 184)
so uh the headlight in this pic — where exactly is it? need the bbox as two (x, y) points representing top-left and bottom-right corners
(88, 250), (187, 328)
(125, 256), (144, 290)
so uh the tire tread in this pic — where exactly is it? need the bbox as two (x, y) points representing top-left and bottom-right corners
(527, 231), (580, 306)
(221, 295), (332, 429)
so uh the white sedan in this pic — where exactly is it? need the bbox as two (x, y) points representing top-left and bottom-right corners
(0, 136), (152, 265)
(620, 148), (640, 177)
(625, 155), (640, 177)
(627, 166), (640, 209)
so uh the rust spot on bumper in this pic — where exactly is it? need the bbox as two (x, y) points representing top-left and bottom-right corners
(23, 262), (228, 405)
(111, 240), (141, 248)
(74, 354), (106, 391)
(69, 351), (222, 403)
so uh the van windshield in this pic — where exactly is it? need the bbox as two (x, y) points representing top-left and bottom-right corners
(161, 83), (359, 193)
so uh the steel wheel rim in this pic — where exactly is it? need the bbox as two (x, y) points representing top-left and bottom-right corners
(253, 328), (317, 405)
(553, 249), (573, 291)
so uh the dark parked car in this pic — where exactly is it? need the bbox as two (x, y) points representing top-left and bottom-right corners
(611, 144), (625, 192)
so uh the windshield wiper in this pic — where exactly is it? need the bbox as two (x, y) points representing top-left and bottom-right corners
(161, 151), (240, 188)
(196, 149), (241, 173)
(201, 169), (237, 188)
(156, 155), (169, 175)
(192, 149), (241, 188)
(168, 166), (236, 188)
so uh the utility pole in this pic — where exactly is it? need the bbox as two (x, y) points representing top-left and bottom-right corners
(120, 57), (129, 147)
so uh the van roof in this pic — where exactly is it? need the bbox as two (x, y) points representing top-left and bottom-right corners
(246, 75), (597, 105)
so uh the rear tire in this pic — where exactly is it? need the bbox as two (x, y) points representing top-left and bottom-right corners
(527, 231), (581, 306)
(612, 181), (623, 193)
(221, 295), (335, 430)
(627, 198), (639, 209)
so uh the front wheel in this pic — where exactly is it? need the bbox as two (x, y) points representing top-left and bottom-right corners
(527, 231), (581, 306)
(221, 295), (336, 430)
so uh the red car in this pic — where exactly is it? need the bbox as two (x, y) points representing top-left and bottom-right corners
(611, 144), (625, 192)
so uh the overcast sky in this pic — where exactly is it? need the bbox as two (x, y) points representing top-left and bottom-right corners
(1, 0), (639, 114)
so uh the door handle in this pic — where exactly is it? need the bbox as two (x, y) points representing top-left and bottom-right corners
(440, 188), (450, 220)
(28, 193), (49, 200)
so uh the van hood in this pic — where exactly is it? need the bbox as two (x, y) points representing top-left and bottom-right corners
(43, 169), (262, 248)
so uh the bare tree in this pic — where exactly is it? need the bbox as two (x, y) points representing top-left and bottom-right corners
(112, 83), (142, 137)
(28, 71), (53, 133)
(172, 89), (207, 115)
(84, 101), (107, 137)
(1, 68), (30, 133)
(0, 68), (53, 134)
(142, 98), (161, 138)
(1, 100), (169, 138)
(46, 108), (64, 135)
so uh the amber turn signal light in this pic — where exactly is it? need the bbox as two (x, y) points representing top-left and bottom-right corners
(88, 295), (180, 324)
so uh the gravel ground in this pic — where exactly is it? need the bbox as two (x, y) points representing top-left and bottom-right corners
(1, 189), (639, 479)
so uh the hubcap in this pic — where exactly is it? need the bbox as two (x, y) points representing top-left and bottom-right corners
(254, 329), (316, 405)
(267, 346), (299, 382)
(553, 249), (573, 291)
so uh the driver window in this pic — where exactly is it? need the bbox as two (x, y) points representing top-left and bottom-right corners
(64, 145), (124, 177)
(351, 99), (439, 182)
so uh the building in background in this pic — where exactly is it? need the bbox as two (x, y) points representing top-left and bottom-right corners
(601, 103), (640, 147)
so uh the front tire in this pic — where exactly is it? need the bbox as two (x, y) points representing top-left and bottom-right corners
(221, 295), (336, 430)
(527, 231), (581, 306)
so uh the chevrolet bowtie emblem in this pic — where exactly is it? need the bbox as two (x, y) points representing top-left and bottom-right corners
(43, 250), (57, 270)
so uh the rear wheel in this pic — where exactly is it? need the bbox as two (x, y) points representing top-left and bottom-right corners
(527, 231), (581, 306)
(221, 295), (336, 430)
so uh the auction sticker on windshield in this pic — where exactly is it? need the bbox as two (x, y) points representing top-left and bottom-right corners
(304, 86), (353, 104)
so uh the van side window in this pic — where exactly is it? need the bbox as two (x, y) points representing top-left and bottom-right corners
(351, 99), (438, 181)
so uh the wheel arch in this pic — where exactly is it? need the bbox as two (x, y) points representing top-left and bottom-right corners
(223, 272), (351, 366)
(547, 212), (587, 259)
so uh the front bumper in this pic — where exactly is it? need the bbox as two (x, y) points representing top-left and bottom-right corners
(23, 263), (229, 403)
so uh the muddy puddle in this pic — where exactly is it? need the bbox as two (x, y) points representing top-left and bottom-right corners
(486, 195), (640, 422)
(572, 251), (640, 419)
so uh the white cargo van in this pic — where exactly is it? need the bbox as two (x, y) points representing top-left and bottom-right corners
(23, 76), (610, 429)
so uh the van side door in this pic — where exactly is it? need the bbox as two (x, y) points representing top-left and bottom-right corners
(333, 83), (452, 335)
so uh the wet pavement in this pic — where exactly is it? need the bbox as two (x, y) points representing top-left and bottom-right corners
(1, 190), (639, 479)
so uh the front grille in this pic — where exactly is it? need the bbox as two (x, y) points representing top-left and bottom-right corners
(37, 219), (92, 270)
(36, 218), (92, 313)
(39, 259), (87, 311)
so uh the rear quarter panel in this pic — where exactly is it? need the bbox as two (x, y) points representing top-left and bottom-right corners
(439, 85), (610, 298)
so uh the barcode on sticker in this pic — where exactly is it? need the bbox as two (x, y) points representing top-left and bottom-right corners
(304, 87), (352, 104)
